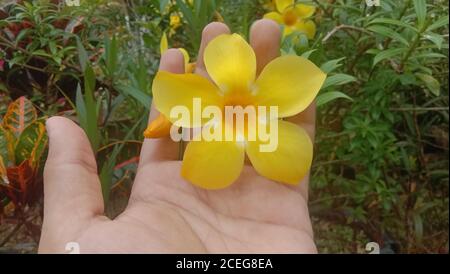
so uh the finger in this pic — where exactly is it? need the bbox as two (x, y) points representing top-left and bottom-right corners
(139, 49), (185, 165)
(250, 19), (281, 75)
(40, 116), (104, 251)
(287, 102), (316, 140)
(195, 22), (230, 77)
(285, 101), (316, 199)
(249, 19), (314, 199)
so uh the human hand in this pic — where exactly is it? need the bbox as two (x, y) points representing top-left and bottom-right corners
(38, 20), (317, 253)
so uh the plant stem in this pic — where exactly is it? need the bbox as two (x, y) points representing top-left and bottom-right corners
(322, 24), (373, 43)
(400, 19), (431, 70)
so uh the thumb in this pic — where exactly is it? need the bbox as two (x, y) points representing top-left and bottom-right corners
(40, 117), (104, 251)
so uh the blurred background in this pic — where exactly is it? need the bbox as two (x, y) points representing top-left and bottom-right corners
(0, 0), (448, 253)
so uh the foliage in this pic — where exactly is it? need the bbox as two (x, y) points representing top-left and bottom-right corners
(308, 0), (449, 253)
(0, 96), (47, 218)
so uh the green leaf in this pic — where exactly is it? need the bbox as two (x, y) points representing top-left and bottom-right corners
(426, 15), (449, 32)
(1, 97), (37, 139)
(159, 0), (170, 14)
(367, 25), (409, 46)
(76, 37), (88, 72)
(317, 91), (353, 107)
(412, 52), (447, 59)
(368, 18), (417, 32)
(82, 65), (100, 151)
(413, 0), (427, 29)
(103, 36), (119, 77)
(320, 57), (345, 74)
(100, 116), (144, 207)
(300, 49), (316, 59)
(76, 84), (87, 130)
(14, 28), (32, 45)
(115, 84), (151, 109)
(373, 48), (406, 67)
(0, 126), (15, 167)
(423, 32), (444, 49)
(84, 64), (96, 95)
(322, 74), (357, 89)
(32, 49), (52, 58)
(48, 41), (57, 55)
(176, 0), (194, 27)
(14, 121), (47, 167)
(416, 73), (440, 96)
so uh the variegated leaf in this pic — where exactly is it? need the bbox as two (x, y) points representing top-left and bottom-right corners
(1, 96), (37, 139)
(15, 121), (48, 167)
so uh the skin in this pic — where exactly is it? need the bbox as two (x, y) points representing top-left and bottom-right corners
(38, 20), (317, 253)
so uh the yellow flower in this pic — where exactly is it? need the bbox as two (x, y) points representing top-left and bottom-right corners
(264, 0), (316, 39)
(170, 13), (182, 30)
(144, 33), (196, 139)
(151, 34), (326, 189)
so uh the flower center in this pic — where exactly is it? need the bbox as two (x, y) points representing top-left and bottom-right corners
(223, 92), (255, 107)
(221, 92), (257, 140)
(283, 9), (298, 26)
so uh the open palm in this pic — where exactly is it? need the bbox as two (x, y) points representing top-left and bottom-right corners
(38, 20), (317, 254)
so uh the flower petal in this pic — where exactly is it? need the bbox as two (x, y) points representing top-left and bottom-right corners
(295, 20), (316, 39)
(295, 4), (316, 18)
(282, 25), (296, 36)
(160, 32), (168, 55)
(185, 62), (196, 73)
(152, 71), (223, 128)
(275, 0), (294, 12)
(204, 34), (256, 94)
(263, 11), (283, 24)
(246, 120), (313, 185)
(144, 114), (172, 138)
(179, 48), (190, 69)
(254, 55), (326, 118)
(182, 136), (245, 189)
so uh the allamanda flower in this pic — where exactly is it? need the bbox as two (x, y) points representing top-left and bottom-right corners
(151, 33), (326, 189)
(144, 33), (196, 138)
(264, 0), (317, 39)
(169, 13), (182, 34)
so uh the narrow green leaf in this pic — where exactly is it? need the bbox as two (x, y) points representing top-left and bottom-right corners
(14, 28), (31, 45)
(100, 116), (144, 207)
(320, 57), (346, 74)
(368, 18), (417, 32)
(423, 32), (444, 49)
(322, 74), (357, 89)
(317, 91), (353, 107)
(76, 37), (88, 72)
(83, 65), (99, 151)
(416, 73), (440, 96)
(75, 84), (87, 130)
(426, 15), (448, 32)
(373, 48), (406, 67)
(159, 0), (170, 14)
(367, 25), (409, 46)
(176, 0), (194, 26)
(300, 49), (316, 59)
(412, 52), (446, 59)
(413, 0), (427, 29)
(116, 84), (151, 109)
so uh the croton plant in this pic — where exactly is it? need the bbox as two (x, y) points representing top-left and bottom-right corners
(0, 96), (48, 220)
